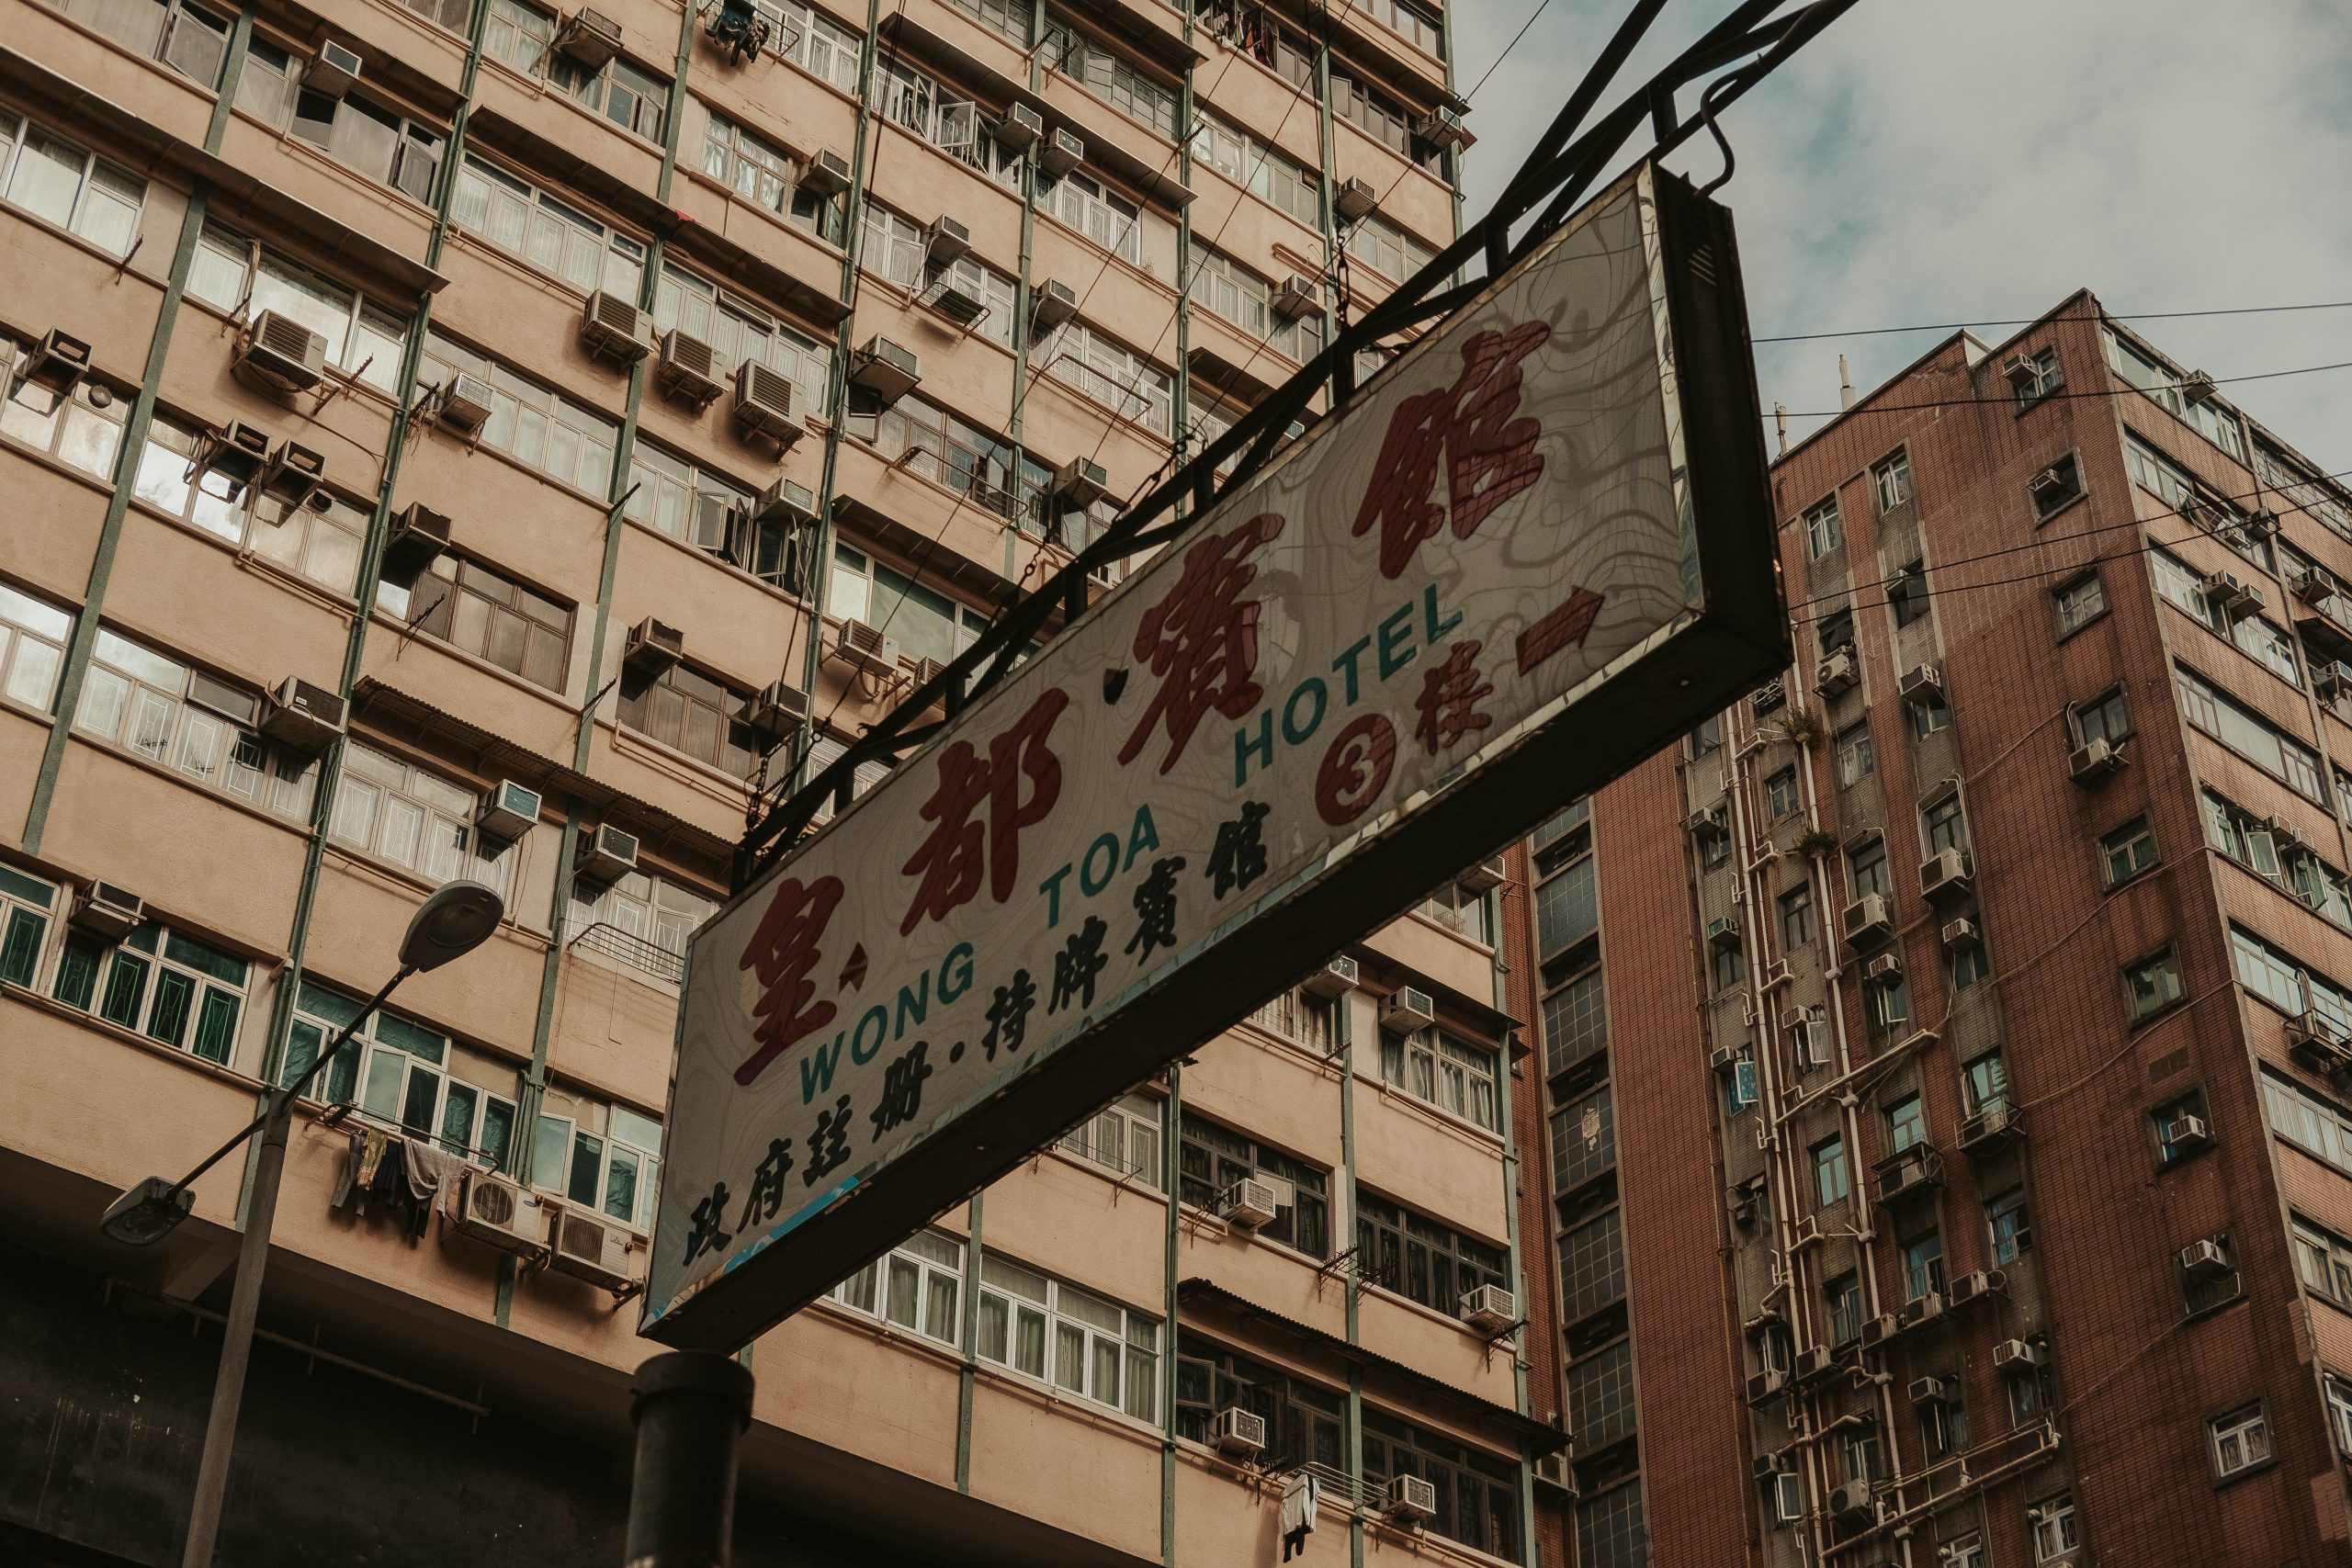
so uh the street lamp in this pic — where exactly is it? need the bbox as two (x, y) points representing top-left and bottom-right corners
(99, 881), (504, 1566)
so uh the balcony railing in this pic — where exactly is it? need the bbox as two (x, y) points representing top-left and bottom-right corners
(564, 920), (685, 983)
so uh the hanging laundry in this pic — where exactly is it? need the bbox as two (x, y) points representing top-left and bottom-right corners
(1279, 1470), (1318, 1561)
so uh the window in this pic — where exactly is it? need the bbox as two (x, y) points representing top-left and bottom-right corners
(1826, 1271), (1862, 1344)
(1871, 451), (1913, 513)
(131, 418), (371, 592)
(1812, 1135), (1849, 1206)
(1575, 1485), (1644, 1568)
(1551, 1084), (1614, 1192)
(2152, 1090), (2208, 1165)
(1186, 242), (1325, 364)
(1710, 942), (1744, 993)
(1329, 62), (1433, 164)
(1535, 853), (1597, 956)
(1868, 970), (1912, 1036)
(1188, 111), (1320, 231)
(625, 443), (813, 594)
(328, 739), (508, 891)
(2262, 1069), (2352, 1175)
(1840, 1421), (1881, 1483)
(978, 1254), (1159, 1419)
(1765, 766), (1799, 818)
(1817, 608), (1855, 654)
(0, 581), (72, 713)
(2101, 817), (2157, 886)
(618, 661), (759, 778)
(1356, 1192), (1508, 1314)
(396, 0), (472, 30)
(2257, 437), (2352, 542)
(851, 392), (1019, 515)
(529, 1092), (661, 1225)
(74, 629), (318, 818)
(1058, 1090), (1163, 1185)
(2327, 1374), (2352, 1453)
(1890, 560), (1928, 626)
(236, 45), (445, 201)
(1542, 965), (1606, 1077)
(1849, 838), (1890, 899)
(2108, 331), (2245, 457)
(449, 154), (646, 299)
(1780, 883), (1815, 948)
(378, 554), (571, 691)
(1558, 1212), (1625, 1322)
(1923, 793), (1968, 855)
(2233, 926), (2352, 1035)
(2010, 345), (2064, 407)
(2150, 549), (2301, 686)
(829, 1230), (963, 1345)
(2176, 663), (2323, 798)
(0, 866), (59, 987)
(566, 868), (718, 984)
(1987, 1188), (2031, 1265)
(1725, 1050), (1758, 1114)
(1804, 497), (1843, 558)
(2124, 948), (2184, 1021)
(1908, 689), (1951, 739)
(2129, 436), (2263, 564)
(1178, 1116), (1329, 1256)
(1942, 1535), (1984, 1568)
(1835, 722), (1875, 786)
(2030, 452), (2083, 519)
(1249, 985), (1335, 1052)
(700, 112), (843, 243)
(1951, 940), (1988, 989)
(944, 0), (1030, 42)
(2052, 571), (2106, 637)
(1036, 317), (1172, 434)
(1902, 1229), (1946, 1301)
(552, 48), (669, 140)
(1566, 1343), (1635, 1451)
(1689, 712), (1724, 755)
(2293, 1214), (2352, 1309)
(0, 113), (147, 254)
(1363, 1410), (1521, 1558)
(655, 263), (834, 410)
(873, 58), (1023, 188)
(418, 332), (619, 495)
(1, 338), (126, 482)
(1380, 1029), (1501, 1133)
(1040, 25), (1179, 138)
(1349, 212), (1437, 286)
(38, 0), (231, 85)
(768, 0), (863, 92)
(52, 919), (249, 1065)
(829, 545), (991, 670)
(1886, 1093), (1925, 1154)
(1419, 879), (1490, 943)
(1175, 1338), (1344, 1471)
(2209, 1403), (2271, 1479)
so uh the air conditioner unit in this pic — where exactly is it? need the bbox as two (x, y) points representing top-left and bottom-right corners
(1460, 1283), (1515, 1333)
(2000, 352), (2037, 386)
(2287, 1010), (2352, 1077)
(829, 618), (899, 679)
(1048, 456), (1111, 508)
(1860, 1313), (1899, 1349)
(1271, 274), (1320, 320)
(1907, 1376), (1949, 1404)
(2028, 463), (2073, 504)
(1412, 105), (1471, 148)
(2162, 1112), (2212, 1152)
(255, 441), (327, 509)
(1532, 1451), (1574, 1493)
(1707, 915), (1741, 952)
(1957, 1103), (2018, 1152)
(381, 502), (451, 581)
(449, 1170), (546, 1257)
(1815, 646), (1859, 696)
(552, 6), (624, 68)
(1385, 1474), (1438, 1524)
(1877, 1146), (1940, 1201)
(752, 476), (818, 525)
(1939, 917), (1980, 949)
(1333, 175), (1378, 221)
(731, 360), (802, 446)
(1301, 955), (1358, 998)
(2067, 735), (2125, 784)
(475, 779), (543, 841)
(197, 421), (273, 497)
(1706, 1044), (1741, 1074)
(2295, 565), (2340, 604)
(848, 336), (921, 405)
(575, 822), (639, 886)
(799, 147), (854, 197)
(1211, 1404), (1266, 1457)
(621, 616), (684, 676)
(1899, 1292), (1944, 1329)
(1829, 1481), (1873, 1522)
(922, 275), (990, 327)
(1379, 987), (1435, 1032)
(1791, 1214), (1823, 1248)
(238, 310), (328, 394)
(739, 680), (808, 742)
(438, 371), (494, 434)
(1217, 1178), (1280, 1230)
(1840, 892), (1894, 947)
(306, 39), (362, 96)
(548, 1207), (639, 1292)
(1946, 1269), (2002, 1306)
(18, 329), (92, 397)
(1040, 127), (1084, 175)
(655, 330), (724, 408)
(68, 881), (145, 942)
(1030, 277), (1080, 333)
(1992, 1337), (2042, 1371)
(1458, 856), (1506, 895)
(1745, 1369), (1789, 1404)
(1685, 803), (1727, 839)
(260, 676), (346, 753)
(2201, 571), (2264, 623)
(1897, 662), (1945, 705)
(2181, 367), (2219, 405)
(2267, 815), (2312, 857)
(922, 214), (972, 266)
(579, 289), (648, 363)
(2316, 661), (2352, 705)
(994, 101), (1044, 152)
(1794, 1346), (1837, 1382)
(2177, 1238), (2231, 1280)
(1918, 846), (1973, 902)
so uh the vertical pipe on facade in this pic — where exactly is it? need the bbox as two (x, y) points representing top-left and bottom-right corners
(1311, 5), (1340, 408)
(1335, 989), (1364, 1568)
(1167, 19), (1194, 523)
(1487, 878), (1538, 1567)
(18, 6), (254, 855)
(956, 1191), (985, 1492)
(1160, 1063), (1183, 1566)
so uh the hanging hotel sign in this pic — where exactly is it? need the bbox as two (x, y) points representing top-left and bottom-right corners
(644, 164), (1787, 1350)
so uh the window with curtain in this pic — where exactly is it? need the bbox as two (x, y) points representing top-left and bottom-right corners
(0, 111), (147, 254)
(976, 1254), (1159, 1419)
(73, 628), (318, 817)
(329, 739), (509, 892)
(1381, 1027), (1501, 1132)
(829, 1229), (963, 1343)
(185, 223), (409, 393)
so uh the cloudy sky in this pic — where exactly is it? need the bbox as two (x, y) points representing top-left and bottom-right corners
(1448, 0), (2352, 477)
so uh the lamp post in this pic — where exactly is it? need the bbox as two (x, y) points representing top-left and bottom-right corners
(101, 881), (505, 1568)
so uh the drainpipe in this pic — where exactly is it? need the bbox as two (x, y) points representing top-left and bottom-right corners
(1161, 1063), (1183, 1566)
(1336, 988), (1365, 1568)
(1491, 878), (1538, 1567)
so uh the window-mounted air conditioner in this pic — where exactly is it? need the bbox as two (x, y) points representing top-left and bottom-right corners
(654, 330), (724, 408)
(382, 502), (451, 581)
(1859, 1313), (1899, 1349)
(438, 371), (494, 434)
(1794, 1346), (1837, 1383)
(1412, 105), (1470, 148)
(580, 289), (648, 364)
(1828, 1481), (1874, 1523)
(1333, 175), (1378, 222)
(1745, 1369), (1789, 1404)
(1212, 1405), (1266, 1457)
(621, 616), (684, 677)
(847, 336), (921, 406)
(1957, 1102), (2018, 1152)
(1047, 455), (1109, 509)
(1271, 274), (1320, 321)
(1898, 1292), (1945, 1328)
(306, 39), (363, 96)
(1897, 661), (1945, 706)
(2162, 1112), (2212, 1153)
(1878, 1146), (1941, 1201)
(553, 6), (625, 69)
(255, 440), (327, 510)
(1040, 127), (1083, 176)
(260, 677), (346, 753)
(1907, 1375), (1950, 1404)
(2067, 735), (2125, 784)
(799, 147), (853, 197)
(1939, 917), (1980, 949)
(2201, 570), (2264, 623)
(1459, 1283), (1515, 1334)
(1918, 846), (1973, 902)
(829, 618), (899, 679)
(739, 680), (809, 742)
(751, 476), (818, 525)
(1217, 1178), (1280, 1231)
(450, 1170), (546, 1257)
(198, 421), (274, 498)
(731, 360), (802, 447)
(238, 310), (328, 395)
(1706, 914), (1741, 952)
(2316, 661), (2352, 705)
(68, 880), (145, 942)
(1385, 1474), (1438, 1524)
(994, 101), (1044, 152)
(2000, 352), (2038, 386)
(1946, 1269), (2003, 1306)
(922, 275), (989, 327)
(1030, 278), (1080, 333)
(1815, 646), (1859, 697)
(548, 1207), (640, 1293)
(922, 214), (972, 266)
(1378, 987), (1435, 1032)
(2029, 462), (2074, 505)
(1685, 803), (1726, 839)
(475, 779), (543, 841)
(2177, 1238), (2231, 1280)
(1992, 1337), (2042, 1371)
(1301, 955), (1358, 999)
(19, 329), (91, 397)
(1840, 892), (1894, 947)
(575, 822), (639, 886)
(2181, 367), (2219, 406)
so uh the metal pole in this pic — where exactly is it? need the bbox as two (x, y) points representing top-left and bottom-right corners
(624, 1352), (755, 1568)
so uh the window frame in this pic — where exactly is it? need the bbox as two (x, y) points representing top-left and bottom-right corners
(976, 1251), (1161, 1421)
(828, 1229), (965, 1346)
(2207, 1400), (2273, 1482)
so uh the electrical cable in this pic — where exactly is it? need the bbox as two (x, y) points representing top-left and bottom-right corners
(1769, 356), (2352, 422)
(1753, 300), (2352, 345)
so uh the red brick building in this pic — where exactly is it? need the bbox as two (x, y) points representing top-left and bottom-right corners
(1518, 292), (2352, 1566)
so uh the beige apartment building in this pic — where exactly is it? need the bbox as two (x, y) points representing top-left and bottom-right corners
(0, 0), (1577, 1562)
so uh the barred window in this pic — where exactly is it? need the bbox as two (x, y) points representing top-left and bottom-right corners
(1567, 1341), (1636, 1449)
(1552, 1083), (1614, 1191)
(1558, 1211), (1625, 1322)
(1543, 966), (1606, 1076)
(566, 868), (718, 984)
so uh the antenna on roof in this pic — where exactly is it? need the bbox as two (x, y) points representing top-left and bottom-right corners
(1838, 355), (1856, 411)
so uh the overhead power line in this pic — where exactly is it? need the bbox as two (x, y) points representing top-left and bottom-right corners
(1754, 300), (2352, 346)
(1767, 357), (2352, 422)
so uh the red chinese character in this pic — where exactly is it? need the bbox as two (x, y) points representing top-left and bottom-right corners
(734, 874), (845, 1087)
(900, 685), (1072, 936)
(1119, 512), (1287, 774)
(1414, 637), (1494, 754)
(1352, 321), (1553, 580)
